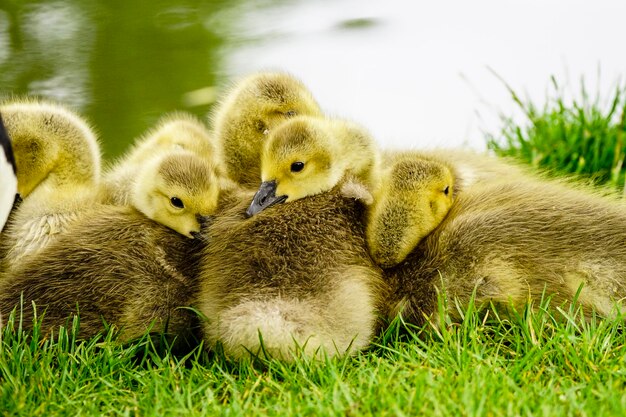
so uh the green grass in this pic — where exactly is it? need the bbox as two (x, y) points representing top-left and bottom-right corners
(487, 76), (626, 191)
(2, 297), (626, 416)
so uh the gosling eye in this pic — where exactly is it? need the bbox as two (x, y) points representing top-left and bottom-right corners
(443, 186), (450, 196)
(290, 161), (305, 173)
(285, 110), (297, 117)
(170, 197), (185, 209)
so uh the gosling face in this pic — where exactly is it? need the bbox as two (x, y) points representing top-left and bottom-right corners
(132, 152), (221, 238)
(247, 117), (344, 216)
(367, 158), (455, 268)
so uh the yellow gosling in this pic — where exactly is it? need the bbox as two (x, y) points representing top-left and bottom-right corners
(211, 72), (323, 187)
(0, 99), (100, 264)
(100, 113), (234, 238)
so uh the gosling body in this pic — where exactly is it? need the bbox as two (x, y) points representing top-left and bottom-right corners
(197, 187), (386, 361)
(384, 177), (626, 324)
(0, 204), (203, 345)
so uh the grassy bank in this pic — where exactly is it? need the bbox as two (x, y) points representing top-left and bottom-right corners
(1, 298), (625, 416)
(487, 77), (626, 191)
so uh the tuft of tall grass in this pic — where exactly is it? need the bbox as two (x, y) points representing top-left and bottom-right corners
(487, 76), (626, 191)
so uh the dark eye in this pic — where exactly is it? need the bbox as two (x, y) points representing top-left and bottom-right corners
(285, 110), (297, 117)
(444, 186), (450, 195)
(290, 161), (305, 172)
(170, 197), (185, 209)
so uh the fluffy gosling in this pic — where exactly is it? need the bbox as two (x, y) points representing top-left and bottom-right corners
(0, 99), (100, 264)
(211, 72), (323, 188)
(101, 114), (231, 238)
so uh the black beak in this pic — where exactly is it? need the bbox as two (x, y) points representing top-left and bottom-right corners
(246, 180), (288, 217)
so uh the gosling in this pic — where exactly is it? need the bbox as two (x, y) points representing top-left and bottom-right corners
(0, 99), (100, 264)
(100, 114), (232, 238)
(210, 72), (323, 188)
(383, 174), (626, 325)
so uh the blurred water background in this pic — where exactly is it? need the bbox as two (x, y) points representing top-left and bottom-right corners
(0, 0), (625, 160)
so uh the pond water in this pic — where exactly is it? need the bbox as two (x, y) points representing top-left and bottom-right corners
(1, 0), (625, 160)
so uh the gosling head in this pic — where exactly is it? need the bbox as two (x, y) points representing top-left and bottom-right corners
(212, 72), (323, 186)
(145, 114), (215, 156)
(246, 116), (351, 216)
(367, 157), (455, 268)
(132, 151), (221, 238)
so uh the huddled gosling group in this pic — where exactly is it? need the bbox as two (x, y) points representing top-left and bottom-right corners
(2, 72), (626, 362)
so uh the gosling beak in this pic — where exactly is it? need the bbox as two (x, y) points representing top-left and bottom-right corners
(246, 180), (288, 217)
